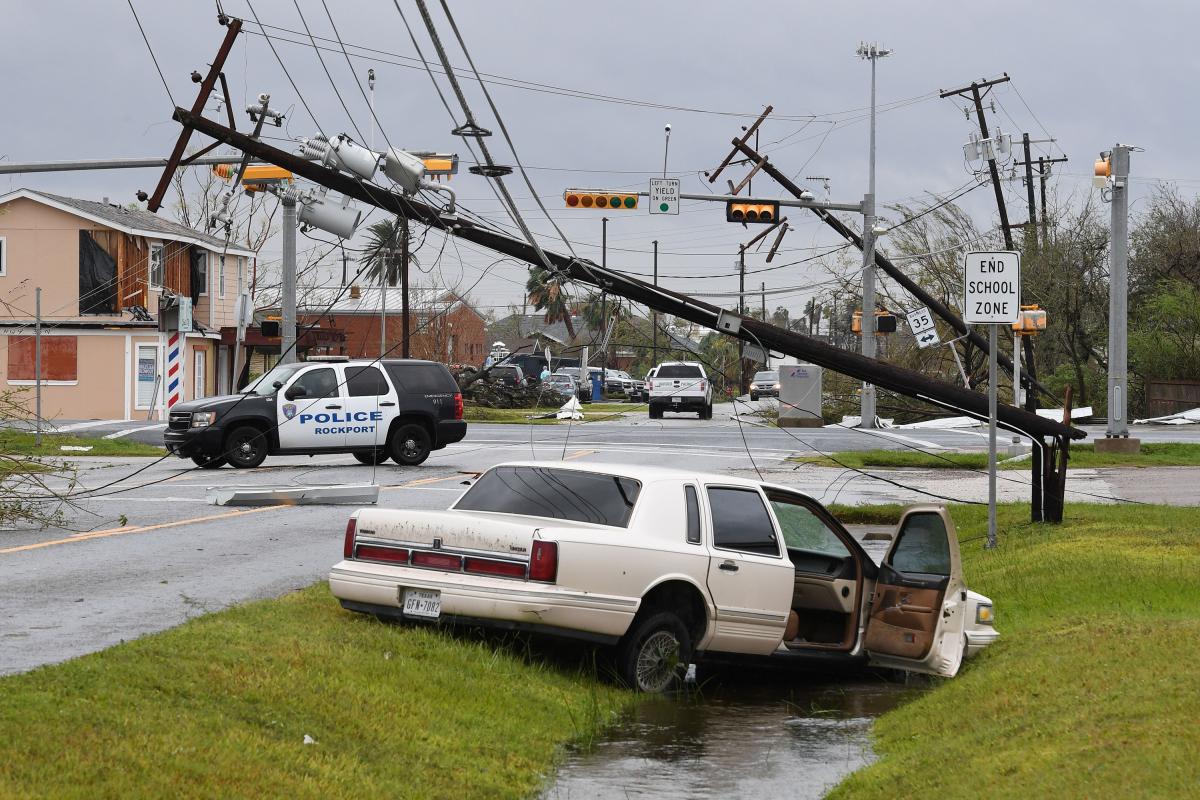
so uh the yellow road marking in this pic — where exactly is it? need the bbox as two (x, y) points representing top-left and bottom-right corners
(380, 474), (467, 489)
(0, 506), (284, 555)
(563, 449), (595, 461)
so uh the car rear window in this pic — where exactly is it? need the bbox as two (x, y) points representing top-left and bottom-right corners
(657, 364), (702, 378)
(385, 363), (458, 394)
(455, 466), (642, 528)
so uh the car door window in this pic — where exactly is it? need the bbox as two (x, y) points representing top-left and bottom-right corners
(346, 366), (388, 397)
(769, 497), (850, 558)
(889, 512), (951, 575)
(706, 487), (779, 557)
(293, 367), (338, 398)
(684, 485), (701, 545)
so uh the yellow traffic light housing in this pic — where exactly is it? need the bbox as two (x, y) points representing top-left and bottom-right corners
(563, 190), (639, 210)
(1093, 156), (1111, 188)
(851, 310), (898, 334)
(726, 201), (779, 224)
(1013, 304), (1047, 336)
(213, 163), (293, 193)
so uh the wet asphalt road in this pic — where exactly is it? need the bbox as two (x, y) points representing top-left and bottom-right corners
(2, 408), (1197, 675)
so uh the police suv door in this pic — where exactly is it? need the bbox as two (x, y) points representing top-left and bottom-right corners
(277, 364), (345, 450)
(341, 364), (398, 451)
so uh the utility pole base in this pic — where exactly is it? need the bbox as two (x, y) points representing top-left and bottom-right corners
(1094, 437), (1141, 455)
(778, 418), (823, 429)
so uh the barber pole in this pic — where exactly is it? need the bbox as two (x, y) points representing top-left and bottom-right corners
(166, 331), (183, 409)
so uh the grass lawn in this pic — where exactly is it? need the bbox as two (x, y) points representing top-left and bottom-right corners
(794, 442), (1200, 471)
(0, 428), (164, 457)
(830, 503), (1200, 798)
(464, 403), (643, 424)
(0, 584), (630, 799)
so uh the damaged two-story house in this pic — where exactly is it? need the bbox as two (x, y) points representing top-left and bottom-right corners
(0, 189), (256, 421)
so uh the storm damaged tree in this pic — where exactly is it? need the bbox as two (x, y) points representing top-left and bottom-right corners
(0, 389), (78, 530)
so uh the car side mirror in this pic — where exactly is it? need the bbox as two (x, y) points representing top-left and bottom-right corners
(272, 380), (284, 390)
(285, 384), (308, 401)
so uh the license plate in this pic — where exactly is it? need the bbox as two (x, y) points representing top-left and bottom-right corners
(401, 588), (441, 619)
(672, 396), (681, 404)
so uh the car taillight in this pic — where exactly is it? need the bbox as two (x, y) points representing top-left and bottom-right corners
(355, 544), (410, 564)
(529, 540), (558, 583)
(343, 517), (357, 559)
(412, 551), (463, 571)
(453, 392), (464, 420)
(699, 380), (707, 391)
(646, 380), (653, 391)
(464, 557), (526, 578)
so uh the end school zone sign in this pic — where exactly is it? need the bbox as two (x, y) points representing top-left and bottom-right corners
(963, 251), (1021, 324)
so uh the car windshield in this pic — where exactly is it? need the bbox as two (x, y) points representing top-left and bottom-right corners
(754, 371), (778, 382)
(657, 364), (702, 378)
(244, 362), (306, 396)
(455, 465), (642, 528)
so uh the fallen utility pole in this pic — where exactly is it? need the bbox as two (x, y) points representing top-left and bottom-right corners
(163, 106), (1082, 453)
(0, 154), (262, 175)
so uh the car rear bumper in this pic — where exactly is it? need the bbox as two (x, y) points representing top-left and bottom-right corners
(329, 561), (636, 640)
(649, 396), (708, 411)
(435, 419), (467, 448)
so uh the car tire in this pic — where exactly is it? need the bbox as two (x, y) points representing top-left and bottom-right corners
(701, 404), (712, 420)
(390, 423), (432, 466)
(191, 453), (227, 469)
(648, 406), (662, 420)
(224, 425), (269, 469)
(353, 448), (390, 466)
(616, 610), (693, 693)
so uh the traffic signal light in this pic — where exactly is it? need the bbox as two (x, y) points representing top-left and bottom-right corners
(726, 201), (779, 224)
(851, 310), (897, 334)
(1093, 155), (1111, 188)
(563, 190), (639, 210)
(213, 164), (293, 193)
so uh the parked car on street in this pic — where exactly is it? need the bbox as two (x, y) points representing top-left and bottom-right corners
(330, 461), (997, 692)
(544, 373), (578, 401)
(555, 367), (604, 403)
(488, 364), (525, 387)
(164, 358), (466, 469)
(604, 369), (634, 396)
(648, 361), (713, 419)
(631, 367), (658, 403)
(750, 370), (780, 401)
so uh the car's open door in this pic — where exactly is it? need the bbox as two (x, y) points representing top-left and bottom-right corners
(864, 506), (967, 677)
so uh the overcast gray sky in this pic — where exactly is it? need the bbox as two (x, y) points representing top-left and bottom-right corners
(3, 1), (1195, 319)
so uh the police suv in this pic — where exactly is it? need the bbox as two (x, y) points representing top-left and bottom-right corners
(164, 358), (466, 469)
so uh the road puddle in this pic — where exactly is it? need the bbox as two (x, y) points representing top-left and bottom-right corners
(544, 674), (920, 799)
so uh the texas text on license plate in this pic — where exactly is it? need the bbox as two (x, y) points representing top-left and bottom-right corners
(401, 588), (441, 619)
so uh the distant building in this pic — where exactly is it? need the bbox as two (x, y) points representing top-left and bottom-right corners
(0, 189), (255, 420)
(485, 313), (592, 357)
(295, 287), (487, 367)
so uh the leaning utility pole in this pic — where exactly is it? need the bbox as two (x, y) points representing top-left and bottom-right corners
(738, 245), (746, 394)
(400, 216), (411, 359)
(652, 240), (659, 365)
(856, 42), (890, 428)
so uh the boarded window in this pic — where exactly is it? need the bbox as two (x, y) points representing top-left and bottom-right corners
(7, 336), (78, 381)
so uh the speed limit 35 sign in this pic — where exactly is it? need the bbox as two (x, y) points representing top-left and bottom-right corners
(963, 251), (1020, 324)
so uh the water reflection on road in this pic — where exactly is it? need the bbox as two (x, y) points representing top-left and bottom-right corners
(545, 675), (919, 799)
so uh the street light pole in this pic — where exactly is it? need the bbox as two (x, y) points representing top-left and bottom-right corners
(280, 190), (298, 364)
(857, 42), (891, 429)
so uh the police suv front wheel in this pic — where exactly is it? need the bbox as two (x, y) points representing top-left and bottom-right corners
(224, 425), (269, 469)
(389, 423), (432, 466)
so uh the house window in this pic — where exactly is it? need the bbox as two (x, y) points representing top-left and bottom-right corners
(6, 335), (78, 383)
(0, 236), (6, 277)
(196, 253), (208, 296)
(149, 244), (164, 289)
(219, 255), (226, 298)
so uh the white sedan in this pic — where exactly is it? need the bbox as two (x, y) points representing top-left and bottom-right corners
(330, 462), (999, 692)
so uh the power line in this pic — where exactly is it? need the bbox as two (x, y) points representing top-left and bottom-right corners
(125, 0), (175, 108)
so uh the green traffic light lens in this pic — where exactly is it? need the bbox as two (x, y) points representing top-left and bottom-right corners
(623, 196), (636, 209)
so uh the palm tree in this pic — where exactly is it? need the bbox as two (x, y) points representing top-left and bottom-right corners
(358, 217), (413, 287)
(525, 267), (576, 340)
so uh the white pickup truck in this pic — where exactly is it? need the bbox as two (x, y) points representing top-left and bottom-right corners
(647, 361), (714, 419)
(330, 461), (998, 691)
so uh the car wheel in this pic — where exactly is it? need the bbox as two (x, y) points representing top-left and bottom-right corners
(390, 423), (432, 466)
(353, 448), (390, 466)
(191, 453), (227, 469)
(224, 426), (268, 469)
(648, 406), (661, 420)
(616, 611), (693, 693)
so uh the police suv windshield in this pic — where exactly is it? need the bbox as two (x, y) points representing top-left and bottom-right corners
(245, 363), (306, 396)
